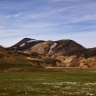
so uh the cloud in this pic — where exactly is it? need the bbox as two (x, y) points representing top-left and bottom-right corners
(0, 0), (96, 48)
(48, 0), (79, 3)
(58, 31), (96, 48)
(1, 1), (96, 24)
(0, 30), (29, 39)
(0, 37), (22, 47)
(0, 29), (96, 48)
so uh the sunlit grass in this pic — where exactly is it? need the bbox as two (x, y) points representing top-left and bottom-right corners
(0, 69), (96, 96)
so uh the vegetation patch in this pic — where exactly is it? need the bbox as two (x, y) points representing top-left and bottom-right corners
(0, 69), (96, 96)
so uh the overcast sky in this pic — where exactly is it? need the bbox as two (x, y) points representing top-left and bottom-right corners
(0, 0), (96, 48)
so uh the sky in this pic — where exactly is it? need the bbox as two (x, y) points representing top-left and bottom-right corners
(0, 0), (96, 48)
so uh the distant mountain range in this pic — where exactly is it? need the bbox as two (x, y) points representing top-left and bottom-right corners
(0, 38), (96, 71)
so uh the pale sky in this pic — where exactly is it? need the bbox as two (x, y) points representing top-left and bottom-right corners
(0, 0), (96, 48)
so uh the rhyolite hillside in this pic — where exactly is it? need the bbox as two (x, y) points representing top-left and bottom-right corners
(0, 38), (96, 71)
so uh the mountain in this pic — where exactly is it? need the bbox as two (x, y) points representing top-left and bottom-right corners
(0, 38), (96, 71)
(8, 38), (44, 51)
(23, 39), (86, 57)
(9, 39), (85, 56)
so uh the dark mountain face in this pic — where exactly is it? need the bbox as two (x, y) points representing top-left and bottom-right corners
(21, 39), (85, 58)
(9, 38), (45, 51)
(0, 38), (96, 70)
(8, 38), (95, 58)
(48, 40), (86, 57)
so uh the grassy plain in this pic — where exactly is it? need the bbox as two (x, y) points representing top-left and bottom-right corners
(0, 69), (96, 96)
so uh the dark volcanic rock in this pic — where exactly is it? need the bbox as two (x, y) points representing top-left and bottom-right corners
(9, 38), (44, 51)
(1, 38), (96, 69)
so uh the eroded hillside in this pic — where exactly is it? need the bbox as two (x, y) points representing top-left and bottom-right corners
(0, 38), (96, 71)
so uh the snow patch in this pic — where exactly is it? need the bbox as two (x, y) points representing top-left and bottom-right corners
(27, 40), (39, 43)
(47, 42), (57, 55)
(20, 43), (25, 47)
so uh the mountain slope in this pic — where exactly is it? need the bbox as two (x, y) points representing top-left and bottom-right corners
(23, 39), (85, 57)
(0, 38), (95, 70)
(9, 38), (44, 51)
(48, 40), (85, 57)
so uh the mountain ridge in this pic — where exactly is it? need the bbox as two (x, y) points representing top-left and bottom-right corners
(0, 37), (96, 71)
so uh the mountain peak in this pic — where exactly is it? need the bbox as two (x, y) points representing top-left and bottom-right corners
(11, 38), (35, 48)
(21, 38), (35, 41)
(9, 38), (44, 51)
(1, 37), (96, 69)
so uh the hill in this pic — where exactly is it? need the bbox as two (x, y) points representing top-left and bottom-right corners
(0, 38), (96, 71)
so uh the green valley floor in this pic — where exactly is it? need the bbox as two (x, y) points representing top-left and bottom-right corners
(0, 69), (96, 96)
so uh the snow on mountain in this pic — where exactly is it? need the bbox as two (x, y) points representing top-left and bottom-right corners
(47, 42), (57, 55)
(20, 43), (25, 47)
(27, 40), (41, 43)
(27, 40), (37, 43)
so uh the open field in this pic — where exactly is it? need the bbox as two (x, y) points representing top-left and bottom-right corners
(0, 69), (96, 96)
